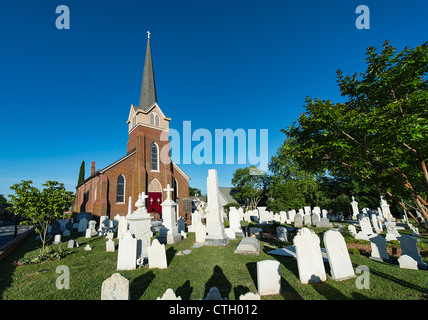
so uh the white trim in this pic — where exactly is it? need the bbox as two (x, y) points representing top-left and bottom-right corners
(128, 122), (169, 135)
(116, 174), (126, 204)
(150, 142), (160, 172)
(172, 161), (191, 181)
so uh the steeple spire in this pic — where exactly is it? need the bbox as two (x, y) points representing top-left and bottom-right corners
(139, 31), (157, 110)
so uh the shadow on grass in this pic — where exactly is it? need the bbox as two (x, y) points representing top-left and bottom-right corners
(204, 265), (232, 300)
(166, 247), (177, 266)
(130, 271), (156, 300)
(176, 280), (193, 300)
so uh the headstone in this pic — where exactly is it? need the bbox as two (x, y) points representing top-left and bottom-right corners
(203, 287), (227, 300)
(288, 210), (296, 223)
(78, 218), (88, 233)
(380, 195), (393, 221)
(51, 221), (61, 235)
(258, 208), (269, 224)
(177, 216), (186, 234)
(205, 170), (229, 247)
(239, 292), (261, 300)
(65, 221), (74, 232)
(195, 222), (207, 243)
(234, 237), (260, 255)
(117, 231), (137, 271)
(62, 229), (71, 237)
(161, 184), (181, 244)
(249, 227), (262, 239)
(398, 254), (418, 270)
(294, 213), (303, 228)
(224, 228), (236, 240)
(304, 206), (311, 216)
(371, 214), (381, 233)
(350, 196), (359, 220)
(229, 207), (244, 236)
(368, 234), (390, 262)
(84, 244), (92, 251)
(398, 235), (427, 269)
(323, 230), (355, 281)
(312, 214), (320, 226)
(385, 221), (400, 241)
(293, 228), (327, 284)
(53, 234), (62, 244)
(348, 225), (357, 237)
(157, 288), (182, 300)
(101, 273), (130, 300)
(67, 239), (76, 249)
(85, 228), (93, 239)
(355, 213), (374, 240)
(276, 226), (288, 242)
(76, 212), (91, 223)
(127, 192), (152, 260)
(256, 260), (281, 296)
(303, 214), (311, 227)
(279, 211), (288, 224)
(106, 239), (115, 252)
(117, 216), (128, 240)
(147, 239), (168, 269)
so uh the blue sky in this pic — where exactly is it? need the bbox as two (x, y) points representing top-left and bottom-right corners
(0, 0), (427, 198)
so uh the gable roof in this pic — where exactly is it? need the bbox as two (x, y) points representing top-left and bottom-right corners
(218, 187), (239, 204)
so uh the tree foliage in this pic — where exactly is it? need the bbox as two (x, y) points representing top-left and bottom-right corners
(9, 180), (74, 254)
(283, 41), (428, 229)
(77, 160), (85, 186)
(231, 166), (267, 209)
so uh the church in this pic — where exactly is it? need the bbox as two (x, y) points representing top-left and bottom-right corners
(73, 33), (190, 220)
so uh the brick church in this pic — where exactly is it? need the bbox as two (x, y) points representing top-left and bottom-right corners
(73, 33), (190, 220)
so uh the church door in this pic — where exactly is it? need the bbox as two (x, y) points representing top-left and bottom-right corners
(148, 178), (163, 219)
(147, 192), (162, 216)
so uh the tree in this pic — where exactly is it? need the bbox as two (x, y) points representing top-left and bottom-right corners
(9, 180), (74, 255)
(77, 160), (85, 186)
(283, 41), (428, 230)
(189, 187), (202, 197)
(231, 166), (267, 209)
(266, 139), (323, 212)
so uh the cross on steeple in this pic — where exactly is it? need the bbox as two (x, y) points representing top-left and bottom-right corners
(164, 184), (174, 200)
(147, 30), (151, 39)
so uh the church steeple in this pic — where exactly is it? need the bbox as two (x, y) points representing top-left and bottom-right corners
(139, 31), (157, 110)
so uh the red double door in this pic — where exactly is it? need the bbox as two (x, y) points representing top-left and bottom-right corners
(147, 192), (162, 216)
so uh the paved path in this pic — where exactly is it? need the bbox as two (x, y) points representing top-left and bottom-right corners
(0, 224), (34, 250)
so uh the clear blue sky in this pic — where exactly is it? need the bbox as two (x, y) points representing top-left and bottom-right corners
(0, 0), (427, 198)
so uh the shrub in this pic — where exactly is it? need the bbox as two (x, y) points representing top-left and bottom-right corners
(348, 247), (360, 255)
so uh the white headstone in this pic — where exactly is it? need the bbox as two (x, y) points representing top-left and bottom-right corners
(224, 228), (236, 240)
(385, 221), (400, 241)
(205, 169), (229, 246)
(53, 234), (62, 244)
(324, 230), (355, 281)
(256, 260), (281, 296)
(239, 292), (261, 300)
(117, 231), (137, 270)
(127, 192), (152, 259)
(294, 213), (303, 228)
(276, 226), (288, 242)
(117, 216), (128, 240)
(101, 273), (129, 300)
(293, 228), (327, 284)
(348, 225), (357, 237)
(234, 237), (260, 255)
(355, 213), (374, 240)
(229, 207), (244, 235)
(288, 210), (296, 223)
(398, 254), (418, 270)
(84, 244), (92, 251)
(156, 288), (182, 300)
(147, 239), (168, 269)
(161, 184), (181, 244)
(195, 222), (207, 243)
(106, 238), (115, 252)
(350, 196), (359, 220)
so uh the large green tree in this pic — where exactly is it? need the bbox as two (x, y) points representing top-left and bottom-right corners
(231, 166), (267, 209)
(77, 160), (85, 186)
(9, 180), (74, 254)
(284, 41), (428, 229)
(266, 140), (322, 212)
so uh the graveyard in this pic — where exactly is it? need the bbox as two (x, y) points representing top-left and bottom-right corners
(0, 211), (427, 300)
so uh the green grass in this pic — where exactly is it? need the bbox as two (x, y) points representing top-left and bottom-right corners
(0, 227), (428, 300)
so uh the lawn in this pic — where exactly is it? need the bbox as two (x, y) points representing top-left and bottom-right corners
(0, 223), (427, 300)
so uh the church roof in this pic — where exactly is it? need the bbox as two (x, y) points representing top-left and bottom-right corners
(138, 32), (157, 111)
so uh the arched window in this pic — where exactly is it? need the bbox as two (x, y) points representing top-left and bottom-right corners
(117, 174), (125, 203)
(149, 112), (160, 127)
(150, 142), (159, 171)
